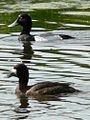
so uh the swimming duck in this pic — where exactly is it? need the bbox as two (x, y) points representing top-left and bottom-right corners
(9, 63), (78, 97)
(8, 13), (74, 41)
(8, 13), (35, 41)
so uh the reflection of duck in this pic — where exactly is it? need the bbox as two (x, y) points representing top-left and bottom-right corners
(14, 96), (30, 113)
(9, 63), (79, 97)
(19, 96), (29, 108)
(21, 40), (34, 60)
(8, 13), (74, 41)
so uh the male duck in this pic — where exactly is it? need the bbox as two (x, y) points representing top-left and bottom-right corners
(9, 63), (79, 97)
(8, 13), (74, 41)
(8, 13), (35, 41)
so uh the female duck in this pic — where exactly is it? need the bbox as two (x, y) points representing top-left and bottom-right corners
(9, 63), (78, 97)
(8, 13), (74, 41)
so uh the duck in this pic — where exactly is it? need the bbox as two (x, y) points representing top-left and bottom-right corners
(8, 13), (35, 41)
(8, 63), (79, 97)
(8, 13), (74, 41)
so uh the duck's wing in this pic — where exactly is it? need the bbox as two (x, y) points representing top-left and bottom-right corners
(30, 81), (70, 91)
(27, 81), (75, 95)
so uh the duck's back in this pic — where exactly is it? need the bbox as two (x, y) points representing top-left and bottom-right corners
(26, 81), (76, 96)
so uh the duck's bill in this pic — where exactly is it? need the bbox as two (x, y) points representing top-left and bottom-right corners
(7, 69), (17, 78)
(8, 19), (19, 27)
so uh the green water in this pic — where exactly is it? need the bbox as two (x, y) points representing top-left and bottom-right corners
(0, 0), (90, 34)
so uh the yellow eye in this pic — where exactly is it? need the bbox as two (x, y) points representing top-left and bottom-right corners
(18, 15), (22, 19)
(19, 16), (23, 21)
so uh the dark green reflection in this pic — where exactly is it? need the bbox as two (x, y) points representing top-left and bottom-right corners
(0, 8), (90, 33)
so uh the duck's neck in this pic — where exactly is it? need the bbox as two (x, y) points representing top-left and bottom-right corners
(21, 26), (31, 35)
(19, 78), (28, 92)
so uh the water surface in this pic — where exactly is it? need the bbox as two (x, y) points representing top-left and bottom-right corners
(0, 0), (90, 120)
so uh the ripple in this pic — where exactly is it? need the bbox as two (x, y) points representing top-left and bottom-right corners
(0, 30), (90, 120)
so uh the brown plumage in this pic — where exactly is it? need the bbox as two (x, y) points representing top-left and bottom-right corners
(9, 63), (79, 97)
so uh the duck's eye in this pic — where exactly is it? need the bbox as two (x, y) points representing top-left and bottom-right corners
(19, 16), (23, 20)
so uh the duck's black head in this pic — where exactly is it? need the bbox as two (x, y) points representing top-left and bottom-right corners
(8, 14), (32, 34)
(9, 63), (29, 86)
(14, 63), (29, 79)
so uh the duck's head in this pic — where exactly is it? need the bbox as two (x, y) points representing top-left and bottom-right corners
(9, 63), (29, 86)
(8, 14), (32, 34)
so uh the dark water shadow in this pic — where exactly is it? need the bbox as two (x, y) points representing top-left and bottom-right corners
(19, 38), (34, 62)
(14, 96), (30, 113)
(14, 91), (80, 114)
(14, 94), (61, 114)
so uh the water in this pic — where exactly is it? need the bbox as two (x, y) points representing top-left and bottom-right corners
(0, 30), (90, 120)
(0, 0), (90, 120)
